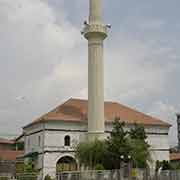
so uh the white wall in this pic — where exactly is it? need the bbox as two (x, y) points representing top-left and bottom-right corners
(25, 131), (44, 154)
(23, 121), (170, 177)
(44, 130), (86, 151)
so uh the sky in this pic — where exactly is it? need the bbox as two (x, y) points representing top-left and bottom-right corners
(0, 0), (179, 146)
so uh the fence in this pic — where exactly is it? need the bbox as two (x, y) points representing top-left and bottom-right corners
(156, 170), (180, 180)
(56, 169), (149, 180)
(1, 170), (180, 180)
(15, 173), (38, 180)
(0, 173), (38, 180)
(56, 169), (180, 180)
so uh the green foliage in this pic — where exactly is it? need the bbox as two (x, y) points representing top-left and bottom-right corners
(24, 159), (36, 173)
(76, 139), (107, 168)
(171, 162), (180, 170)
(106, 120), (131, 169)
(15, 159), (38, 173)
(16, 175), (37, 180)
(44, 175), (53, 180)
(94, 164), (105, 170)
(128, 138), (150, 168)
(16, 161), (25, 173)
(155, 160), (179, 171)
(129, 124), (147, 140)
(0, 177), (8, 180)
(128, 124), (150, 168)
(155, 160), (161, 172)
(161, 160), (172, 170)
(76, 119), (151, 170)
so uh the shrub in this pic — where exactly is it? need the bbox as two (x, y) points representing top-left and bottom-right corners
(16, 174), (37, 180)
(44, 174), (53, 180)
(94, 164), (105, 170)
(0, 177), (8, 180)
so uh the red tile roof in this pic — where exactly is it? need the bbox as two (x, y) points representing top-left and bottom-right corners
(170, 153), (180, 161)
(0, 138), (14, 145)
(0, 150), (24, 161)
(24, 98), (171, 128)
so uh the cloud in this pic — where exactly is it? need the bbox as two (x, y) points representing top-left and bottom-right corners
(104, 34), (176, 104)
(0, 0), (85, 134)
(0, 0), (179, 147)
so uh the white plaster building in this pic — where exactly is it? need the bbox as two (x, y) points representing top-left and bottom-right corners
(23, 98), (171, 177)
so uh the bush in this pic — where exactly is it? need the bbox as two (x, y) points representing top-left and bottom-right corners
(0, 177), (8, 180)
(161, 160), (172, 170)
(44, 174), (53, 180)
(16, 174), (37, 180)
(94, 164), (105, 170)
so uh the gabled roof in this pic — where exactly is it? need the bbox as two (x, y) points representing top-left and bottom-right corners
(0, 138), (14, 145)
(24, 98), (171, 128)
(0, 150), (24, 161)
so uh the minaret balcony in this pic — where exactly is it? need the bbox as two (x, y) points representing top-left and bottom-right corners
(83, 24), (108, 40)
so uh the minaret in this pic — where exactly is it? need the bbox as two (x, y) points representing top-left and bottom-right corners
(82, 0), (108, 140)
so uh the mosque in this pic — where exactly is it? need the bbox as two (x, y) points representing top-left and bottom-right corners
(22, 0), (171, 177)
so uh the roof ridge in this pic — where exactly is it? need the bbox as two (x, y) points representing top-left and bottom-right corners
(114, 102), (165, 122)
(70, 98), (120, 104)
(23, 98), (171, 129)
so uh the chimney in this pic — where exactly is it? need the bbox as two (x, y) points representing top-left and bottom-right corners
(176, 113), (180, 150)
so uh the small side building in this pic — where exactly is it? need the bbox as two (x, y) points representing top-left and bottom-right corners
(0, 150), (24, 176)
(0, 138), (14, 150)
(0, 137), (24, 176)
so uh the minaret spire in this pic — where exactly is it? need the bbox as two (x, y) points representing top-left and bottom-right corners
(82, 0), (109, 140)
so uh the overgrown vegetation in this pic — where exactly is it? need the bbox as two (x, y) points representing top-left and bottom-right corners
(44, 175), (54, 180)
(76, 119), (151, 170)
(0, 177), (9, 180)
(156, 160), (180, 171)
(15, 160), (38, 180)
(16, 159), (38, 173)
(76, 138), (107, 169)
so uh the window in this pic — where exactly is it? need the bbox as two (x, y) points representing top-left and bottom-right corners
(38, 136), (41, 146)
(64, 135), (70, 146)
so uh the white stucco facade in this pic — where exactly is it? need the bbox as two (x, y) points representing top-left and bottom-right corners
(23, 120), (170, 178)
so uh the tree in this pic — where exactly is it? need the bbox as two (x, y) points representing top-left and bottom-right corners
(129, 124), (147, 140)
(128, 138), (150, 168)
(44, 175), (53, 180)
(128, 124), (150, 168)
(75, 139), (107, 169)
(75, 119), (151, 170)
(105, 119), (131, 169)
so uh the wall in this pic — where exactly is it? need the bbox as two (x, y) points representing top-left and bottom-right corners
(23, 121), (170, 177)
(0, 144), (14, 150)
(0, 161), (16, 175)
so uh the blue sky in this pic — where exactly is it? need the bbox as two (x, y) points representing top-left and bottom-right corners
(0, 0), (179, 145)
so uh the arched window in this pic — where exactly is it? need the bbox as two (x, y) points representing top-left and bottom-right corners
(64, 135), (70, 146)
